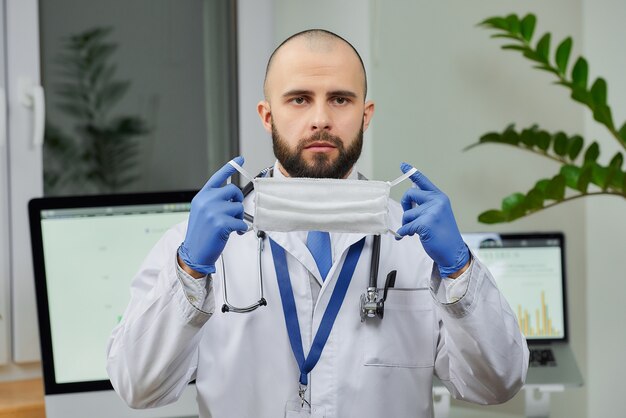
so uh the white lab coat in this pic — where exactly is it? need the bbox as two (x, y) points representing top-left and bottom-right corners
(107, 187), (529, 418)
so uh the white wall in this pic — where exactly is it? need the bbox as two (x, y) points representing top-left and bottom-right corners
(582, 1), (626, 417)
(236, 0), (275, 178)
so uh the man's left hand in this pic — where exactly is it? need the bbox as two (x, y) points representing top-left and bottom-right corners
(396, 163), (470, 278)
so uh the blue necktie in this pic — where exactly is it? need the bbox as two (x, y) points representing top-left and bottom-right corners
(307, 231), (332, 280)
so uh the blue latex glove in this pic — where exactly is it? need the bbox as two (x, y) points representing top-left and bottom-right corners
(178, 156), (248, 275)
(396, 163), (470, 277)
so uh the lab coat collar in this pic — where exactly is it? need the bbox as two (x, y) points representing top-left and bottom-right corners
(266, 230), (368, 287)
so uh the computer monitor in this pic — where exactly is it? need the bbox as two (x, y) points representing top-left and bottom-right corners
(29, 191), (199, 418)
(462, 232), (568, 343)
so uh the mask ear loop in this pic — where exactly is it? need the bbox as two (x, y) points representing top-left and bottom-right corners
(228, 159), (255, 182)
(228, 159), (256, 233)
(387, 166), (417, 188)
(386, 166), (418, 239)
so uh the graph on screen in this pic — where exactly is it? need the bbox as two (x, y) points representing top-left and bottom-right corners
(516, 290), (561, 337)
(474, 245), (565, 340)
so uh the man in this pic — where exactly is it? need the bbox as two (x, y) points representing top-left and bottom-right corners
(107, 29), (528, 418)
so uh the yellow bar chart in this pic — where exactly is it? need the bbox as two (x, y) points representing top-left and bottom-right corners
(517, 291), (560, 337)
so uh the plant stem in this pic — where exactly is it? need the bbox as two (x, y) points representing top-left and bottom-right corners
(538, 191), (625, 212)
(467, 140), (567, 164)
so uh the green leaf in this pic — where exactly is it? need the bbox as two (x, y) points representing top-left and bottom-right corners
(520, 14), (537, 42)
(523, 49), (541, 62)
(491, 33), (523, 41)
(560, 165), (580, 189)
(535, 33), (551, 63)
(567, 135), (584, 161)
(84, 44), (117, 71)
(577, 164), (593, 192)
(546, 175), (566, 200)
(480, 17), (509, 30)
(94, 80), (130, 111)
(536, 131), (551, 151)
(571, 87), (592, 106)
(506, 14), (521, 34)
(502, 192), (526, 212)
(611, 170), (624, 191)
(571, 57), (588, 89)
(534, 179), (552, 194)
(609, 152), (624, 169)
(584, 142), (600, 163)
(604, 154), (624, 190)
(58, 103), (89, 119)
(592, 105), (614, 130)
(479, 132), (501, 144)
(524, 188), (545, 210)
(553, 80), (573, 89)
(618, 122), (626, 145)
(502, 44), (527, 51)
(520, 125), (538, 147)
(502, 126), (520, 145)
(555, 37), (573, 75)
(553, 132), (568, 156)
(478, 210), (509, 224)
(590, 78), (608, 106)
(533, 64), (560, 76)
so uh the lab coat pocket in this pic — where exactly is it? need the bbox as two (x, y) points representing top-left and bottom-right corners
(363, 288), (435, 368)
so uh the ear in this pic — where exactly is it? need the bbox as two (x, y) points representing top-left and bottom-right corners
(257, 100), (272, 134)
(362, 100), (375, 132)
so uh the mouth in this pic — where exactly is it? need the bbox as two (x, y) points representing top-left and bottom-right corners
(304, 141), (337, 152)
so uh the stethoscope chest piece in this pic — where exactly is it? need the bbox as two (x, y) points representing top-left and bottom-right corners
(360, 270), (396, 322)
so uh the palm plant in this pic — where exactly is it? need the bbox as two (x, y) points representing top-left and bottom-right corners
(44, 27), (149, 195)
(466, 13), (625, 223)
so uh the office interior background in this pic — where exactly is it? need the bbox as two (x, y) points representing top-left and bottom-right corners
(1, 1), (624, 417)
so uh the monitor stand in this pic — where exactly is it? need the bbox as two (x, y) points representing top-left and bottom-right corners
(524, 384), (564, 418)
(432, 384), (567, 418)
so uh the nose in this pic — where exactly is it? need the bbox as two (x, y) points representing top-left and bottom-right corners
(310, 102), (332, 132)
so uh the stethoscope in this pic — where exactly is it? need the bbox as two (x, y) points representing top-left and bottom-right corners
(220, 167), (396, 321)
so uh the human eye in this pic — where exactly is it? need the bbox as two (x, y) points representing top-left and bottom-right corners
(290, 96), (307, 105)
(332, 96), (350, 105)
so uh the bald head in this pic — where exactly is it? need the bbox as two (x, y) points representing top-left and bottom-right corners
(263, 29), (368, 99)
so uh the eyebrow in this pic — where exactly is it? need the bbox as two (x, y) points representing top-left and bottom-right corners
(281, 89), (358, 99)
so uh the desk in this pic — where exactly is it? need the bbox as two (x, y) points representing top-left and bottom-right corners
(0, 379), (45, 418)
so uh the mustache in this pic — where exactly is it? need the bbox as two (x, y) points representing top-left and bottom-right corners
(298, 131), (344, 150)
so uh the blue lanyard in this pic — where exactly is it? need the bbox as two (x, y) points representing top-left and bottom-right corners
(270, 237), (365, 386)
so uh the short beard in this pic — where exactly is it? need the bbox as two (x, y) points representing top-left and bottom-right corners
(272, 122), (363, 179)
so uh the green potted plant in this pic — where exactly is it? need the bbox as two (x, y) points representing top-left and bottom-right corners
(44, 27), (149, 195)
(467, 13), (625, 223)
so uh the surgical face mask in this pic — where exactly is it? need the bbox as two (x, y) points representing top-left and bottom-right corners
(229, 160), (416, 236)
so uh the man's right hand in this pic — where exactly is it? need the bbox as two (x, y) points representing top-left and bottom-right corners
(178, 156), (248, 276)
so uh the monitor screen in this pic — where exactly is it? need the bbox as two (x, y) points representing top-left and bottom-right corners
(31, 196), (191, 388)
(463, 233), (566, 341)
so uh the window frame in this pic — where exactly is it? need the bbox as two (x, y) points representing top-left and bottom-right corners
(0, 0), (11, 366)
(3, 0), (242, 365)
